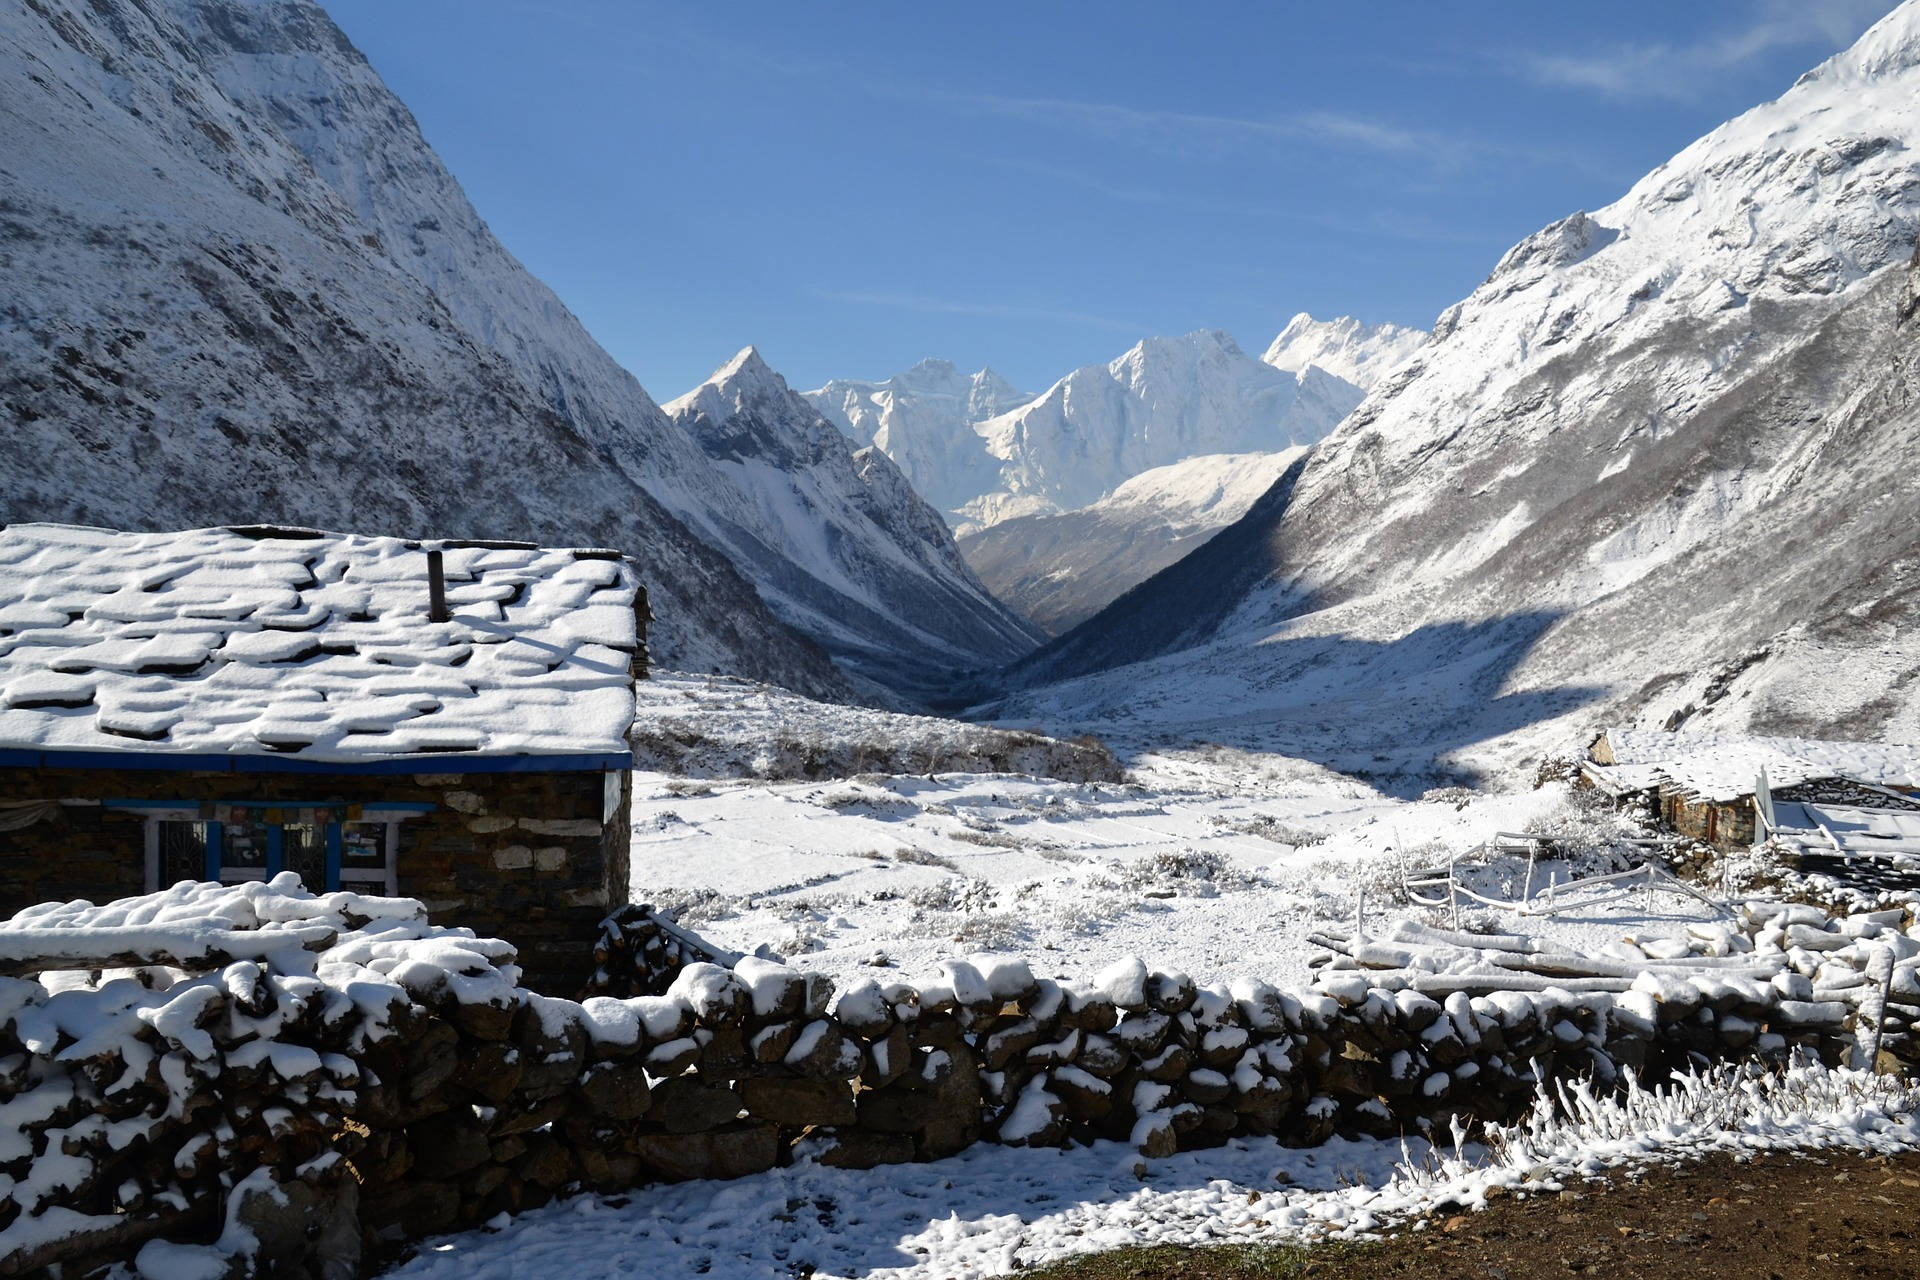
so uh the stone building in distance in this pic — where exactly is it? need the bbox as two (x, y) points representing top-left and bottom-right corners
(0, 523), (647, 991)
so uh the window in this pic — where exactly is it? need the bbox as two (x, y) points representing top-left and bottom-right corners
(136, 806), (414, 895)
(281, 823), (326, 890)
(157, 820), (212, 888)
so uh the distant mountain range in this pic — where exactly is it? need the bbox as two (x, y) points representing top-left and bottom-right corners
(990, 3), (1920, 784)
(808, 319), (1423, 630)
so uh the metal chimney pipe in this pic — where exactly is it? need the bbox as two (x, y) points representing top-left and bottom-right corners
(426, 547), (449, 622)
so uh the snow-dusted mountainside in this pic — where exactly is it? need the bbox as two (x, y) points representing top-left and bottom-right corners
(0, 0), (1025, 702)
(959, 330), (1359, 531)
(1261, 313), (1427, 391)
(995, 6), (1920, 782)
(805, 360), (1030, 515)
(664, 350), (1042, 692)
(957, 450), (1305, 634)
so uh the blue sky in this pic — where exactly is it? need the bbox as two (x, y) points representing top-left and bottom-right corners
(321, 0), (1897, 398)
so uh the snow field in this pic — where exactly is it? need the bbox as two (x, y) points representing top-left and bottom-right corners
(627, 748), (1713, 993)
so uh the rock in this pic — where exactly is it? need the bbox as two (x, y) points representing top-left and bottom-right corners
(1113, 1012), (1172, 1055)
(699, 1022), (750, 1076)
(449, 1040), (523, 1104)
(1051, 1065), (1113, 1122)
(997, 1076), (1066, 1147)
(647, 1036), (702, 1075)
(1131, 1110), (1178, 1157)
(667, 963), (751, 1026)
(1140, 1044), (1191, 1082)
(752, 1021), (799, 1065)
(832, 978), (895, 1036)
(576, 1060), (653, 1121)
(489, 1094), (568, 1138)
(1181, 1068), (1231, 1105)
(230, 1167), (360, 1280)
(741, 1077), (856, 1127)
(511, 1131), (571, 1188)
(1061, 988), (1119, 1032)
(450, 998), (518, 1042)
(650, 1077), (744, 1133)
(864, 1023), (912, 1087)
(857, 1085), (932, 1132)
(810, 1127), (917, 1169)
(969, 952), (1039, 1005)
(1028, 1028), (1082, 1067)
(983, 1017), (1045, 1070)
(1095, 956), (1149, 1010)
(1146, 971), (1197, 1014)
(634, 1122), (780, 1182)
(365, 1179), (459, 1239)
(402, 1015), (461, 1103)
(734, 957), (807, 1020)
(408, 1115), (492, 1177)
(786, 1020), (862, 1079)
(1077, 1033), (1128, 1078)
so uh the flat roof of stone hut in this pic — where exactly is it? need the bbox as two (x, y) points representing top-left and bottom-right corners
(0, 523), (641, 772)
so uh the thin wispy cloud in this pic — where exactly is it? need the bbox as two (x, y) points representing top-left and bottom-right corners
(1508, 0), (1896, 100)
(923, 88), (1425, 157)
(816, 291), (1146, 336)
(977, 155), (1500, 246)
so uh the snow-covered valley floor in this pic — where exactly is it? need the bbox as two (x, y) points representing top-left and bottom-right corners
(627, 749), (1710, 995)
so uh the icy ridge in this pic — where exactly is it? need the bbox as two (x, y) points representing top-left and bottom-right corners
(663, 351), (1043, 682)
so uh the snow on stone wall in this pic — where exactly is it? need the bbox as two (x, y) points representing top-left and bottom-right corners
(0, 878), (1896, 1277)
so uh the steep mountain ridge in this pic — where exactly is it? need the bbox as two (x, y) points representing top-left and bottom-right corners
(0, 0), (1025, 701)
(664, 349), (1042, 693)
(1260, 313), (1426, 391)
(995, 5), (1920, 779)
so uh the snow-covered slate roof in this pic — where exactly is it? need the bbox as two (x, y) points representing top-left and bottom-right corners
(0, 524), (642, 763)
(1593, 728), (1920, 803)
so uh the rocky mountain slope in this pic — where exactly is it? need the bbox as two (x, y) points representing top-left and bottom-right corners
(664, 349), (1042, 694)
(1260, 313), (1426, 391)
(955, 450), (1305, 635)
(806, 360), (1031, 517)
(993, 5), (1920, 783)
(0, 0), (1028, 701)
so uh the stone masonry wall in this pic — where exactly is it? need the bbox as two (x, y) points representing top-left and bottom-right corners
(0, 765), (627, 992)
(2, 886), (1886, 1278)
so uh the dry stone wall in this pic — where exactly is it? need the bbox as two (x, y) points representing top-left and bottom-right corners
(0, 883), (1888, 1278)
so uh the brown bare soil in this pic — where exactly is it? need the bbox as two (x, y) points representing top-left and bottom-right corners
(1027, 1147), (1920, 1279)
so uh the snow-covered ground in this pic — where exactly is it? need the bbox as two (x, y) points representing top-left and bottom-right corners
(627, 721), (1706, 1000)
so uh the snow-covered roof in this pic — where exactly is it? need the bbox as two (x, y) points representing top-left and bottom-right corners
(0, 524), (642, 765)
(1593, 728), (1920, 803)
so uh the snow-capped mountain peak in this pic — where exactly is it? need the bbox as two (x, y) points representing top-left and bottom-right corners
(1260, 313), (1428, 391)
(959, 327), (1360, 529)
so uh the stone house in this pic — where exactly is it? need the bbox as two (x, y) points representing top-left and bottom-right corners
(0, 523), (647, 990)
(1583, 727), (1920, 853)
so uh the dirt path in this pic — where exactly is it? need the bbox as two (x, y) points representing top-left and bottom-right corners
(1028, 1147), (1920, 1279)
